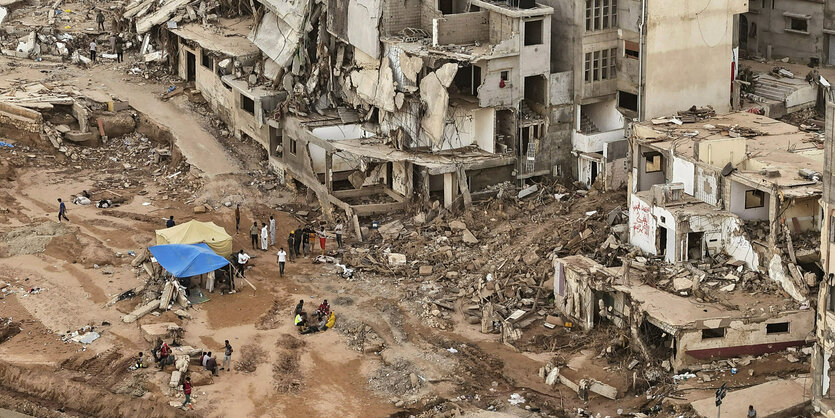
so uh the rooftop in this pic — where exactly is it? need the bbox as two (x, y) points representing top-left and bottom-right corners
(633, 111), (823, 191)
(470, 0), (554, 17)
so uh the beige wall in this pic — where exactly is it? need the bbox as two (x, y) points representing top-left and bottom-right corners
(643, 0), (747, 119)
(696, 137), (747, 167)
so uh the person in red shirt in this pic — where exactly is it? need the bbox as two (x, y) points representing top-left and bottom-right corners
(181, 377), (192, 409)
(316, 300), (330, 320)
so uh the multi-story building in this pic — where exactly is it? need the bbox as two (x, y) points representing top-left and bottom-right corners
(544, 0), (748, 188)
(742, 0), (834, 65)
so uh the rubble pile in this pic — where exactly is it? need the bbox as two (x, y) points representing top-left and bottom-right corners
(340, 183), (629, 340)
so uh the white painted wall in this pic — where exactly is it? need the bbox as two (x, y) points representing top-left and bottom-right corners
(572, 129), (626, 153)
(630, 194), (657, 255)
(309, 124), (374, 173)
(672, 156), (695, 195)
(694, 165), (720, 206)
(584, 99), (624, 132)
(474, 107), (495, 153)
(729, 180), (770, 221)
(690, 214), (760, 270)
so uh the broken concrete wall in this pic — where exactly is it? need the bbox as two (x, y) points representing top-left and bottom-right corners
(329, 0), (382, 58)
(434, 11), (489, 45)
(135, 0), (190, 34)
(349, 54), (396, 112)
(782, 196), (821, 234)
(477, 56), (521, 108)
(0, 101), (42, 145)
(674, 309), (814, 370)
(603, 139), (628, 190)
(687, 214), (760, 270)
(728, 180), (770, 221)
(553, 258), (596, 329)
(419, 63), (457, 151)
(693, 164), (720, 206)
(179, 44), (234, 126)
(384, 45), (421, 93)
(380, 97), (421, 147)
(250, 4), (308, 68)
(487, 11), (517, 44)
(380, 0), (421, 36)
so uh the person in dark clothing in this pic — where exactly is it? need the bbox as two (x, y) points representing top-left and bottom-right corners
(301, 226), (311, 256)
(205, 354), (219, 376)
(57, 198), (69, 222)
(166, 215), (175, 228)
(115, 40), (123, 63)
(249, 222), (258, 249)
(234, 204), (241, 233)
(292, 229), (302, 258)
(287, 233), (295, 262)
(294, 299), (304, 316)
(96, 10), (105, 31)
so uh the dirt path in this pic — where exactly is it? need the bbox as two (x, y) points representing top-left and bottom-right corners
(82, 67), (243, 177)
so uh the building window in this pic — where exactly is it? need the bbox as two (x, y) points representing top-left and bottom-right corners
(766, 322), (789, 334)
(585, 48), (616, 83)
(586, 0), (617, 32)
(625, 40), (639, 59)
(787, 17), (808, 33)
(241, 94), (255, 114)
(702, 327), (726, 339)
(744, 189), (765, 209)
(500, 70), (509, 81)
(829, 215), (835, 243)
(288, 137), (297, 155)
(201, 52), (212, 69)
(584, 53), (591, 82)
(645, 153), (662, 173)
(524, 20), (543, 46)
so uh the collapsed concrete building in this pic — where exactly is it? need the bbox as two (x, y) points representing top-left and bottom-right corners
(553, 255), (814, 371)
(628, 111), (823, 304)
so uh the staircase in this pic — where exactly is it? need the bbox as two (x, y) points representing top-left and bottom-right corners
(752, 78), (795, 102)
(579, 113), (599, 134)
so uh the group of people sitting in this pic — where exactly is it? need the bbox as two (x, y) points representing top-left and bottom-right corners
(294, 299), (335, 334)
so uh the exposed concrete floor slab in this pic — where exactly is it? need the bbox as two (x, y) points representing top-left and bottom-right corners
(691, 377), (810, 417)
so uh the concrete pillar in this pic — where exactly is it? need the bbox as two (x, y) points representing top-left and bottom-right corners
(443, 171), (457, 208)
(404, 162), (414, 199)
(768, 188), (779, 246)
(325, 151), (333, 193)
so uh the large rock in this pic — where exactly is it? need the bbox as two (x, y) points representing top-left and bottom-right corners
(63, 130), (100, 146)
(448, 220), (467, 231)
(673, 277), (694, 292)
(462, 229), (479, 244)
(140, 322), (182, 343)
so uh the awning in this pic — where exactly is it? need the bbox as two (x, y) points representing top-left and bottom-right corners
(149, 243), (229, 277)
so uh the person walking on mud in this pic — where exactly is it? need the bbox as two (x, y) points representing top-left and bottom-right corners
(181, 376), (192, 409)
(249, 221), (258, 249)
(276, 247), (286, 277)
(269, 215), (276, 247)
(57, 198), (69, 222)
(286, 232), (295, 262)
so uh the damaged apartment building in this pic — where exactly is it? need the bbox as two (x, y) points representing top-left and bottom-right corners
(813, 103), (835, 417)
(543, 0), (748, 189)
(550, 110), (826, 371)
(148, 0), (575, 238)
(741, 0), (835, 65)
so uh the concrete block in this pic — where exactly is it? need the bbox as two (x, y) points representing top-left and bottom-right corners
(462, 229), (478, 244)
(419, 265), (433, 276)
(169, 370), (182, 388)
(139, 322), (182, 343)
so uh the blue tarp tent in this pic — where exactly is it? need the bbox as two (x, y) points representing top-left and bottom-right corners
(149, 243), (230, 278)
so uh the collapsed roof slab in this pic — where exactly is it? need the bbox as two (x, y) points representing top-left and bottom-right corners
(249, 0), (307, 67)
(169, 22), (261, 58)
(136, 0), (191, 34)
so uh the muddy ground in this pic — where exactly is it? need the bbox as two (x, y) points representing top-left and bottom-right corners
(0, 52), (816, 418)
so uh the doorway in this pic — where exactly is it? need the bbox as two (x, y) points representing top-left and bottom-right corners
(658, 226), (667, 256)
(739, 15), (748, 50)
(687, 232), (704, 261)
(186, 51), (196, 82)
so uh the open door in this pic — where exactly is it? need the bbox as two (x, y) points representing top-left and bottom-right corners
(186, 51), (196, 82)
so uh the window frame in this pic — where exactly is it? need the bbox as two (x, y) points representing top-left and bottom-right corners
(240, 94), (255, 115)
(765, 322), (790, 334)
(644, 153), (662, 173)
(744, 189), (765, 209)
(701, 327), (726, 339)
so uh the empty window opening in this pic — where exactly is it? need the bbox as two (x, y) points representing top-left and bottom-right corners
(500, 70), (509, 82)
(524, 76), (546, 106)
(201, 51), (212, 69)
(619, 91), (638, 111)
(644, 153), (662, 173)
(788, 18), (808, 33)
(625, 41), (639, 59)
(524, 20), (543, 45)
(744, 189), (765, 209)
(452, 65), (482, 96)
(766, 322), (789, 334)
(241, 95), (255, 114)
(288, 137), (298, 155)
(688, 232), (704, 260)
(702, 327), (726, 339)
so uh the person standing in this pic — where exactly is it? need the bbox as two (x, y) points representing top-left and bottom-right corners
(89, 39), (97, 62)
(57, 198), (69, 222)
(301, 226), (310, 256)
(236, 250), (250, 278)
(286, 232), (295, 262)
(317, 226), (327, 255)
(115, 39), (123, 63)
(334, 220), (344, 250)
(260, 222), (268, 251)
(269, 215), (276, 246)
(166, 215), (175, 228)
(222, 340), (233, 371)
(292, 228), (302, 258)
(181, 377), (192, 409)
(276, 247), (286, 277)
(96, 10), (105, 31)
(234, 204), (241, 233)
(249, 222), (258, 249)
